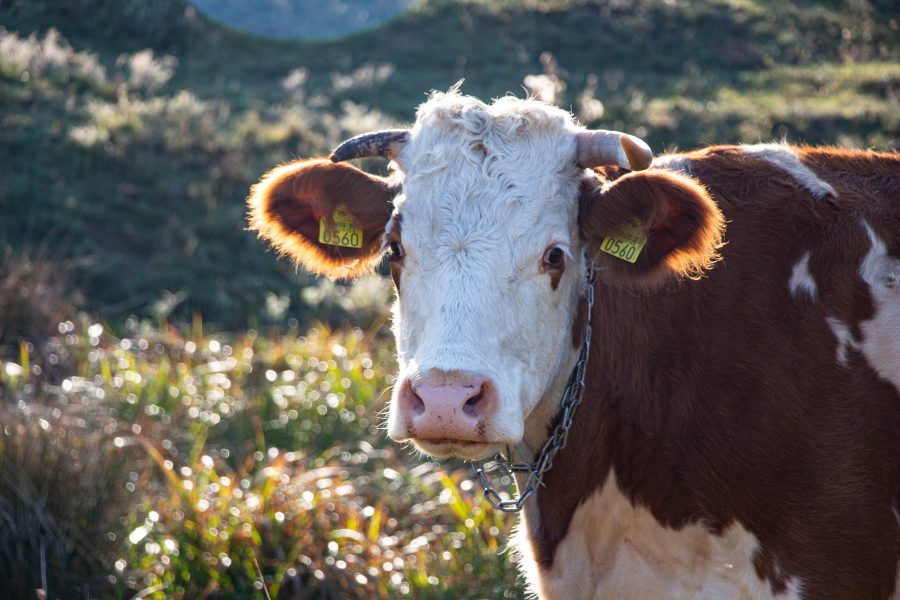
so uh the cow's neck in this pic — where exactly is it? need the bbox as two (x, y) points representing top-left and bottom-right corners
(522, 279), (693, 570)
(518, 360), (578, 463)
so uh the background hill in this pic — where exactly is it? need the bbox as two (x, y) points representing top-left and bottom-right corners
(1, 0), (897, 332)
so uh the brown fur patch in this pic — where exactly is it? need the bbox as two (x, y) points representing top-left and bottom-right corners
(385, 213), (403, 292)
(570, 291), (587, 349)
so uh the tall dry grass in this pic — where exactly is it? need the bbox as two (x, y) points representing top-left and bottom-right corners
(0, 248), (74, 359)
(0, 319), (523, 599)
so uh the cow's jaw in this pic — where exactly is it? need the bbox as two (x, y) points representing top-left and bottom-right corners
(382, 93), (588, 461)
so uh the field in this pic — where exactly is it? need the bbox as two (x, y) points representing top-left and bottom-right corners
(0, 0), (897, 597)
(1, 316), (523, 598)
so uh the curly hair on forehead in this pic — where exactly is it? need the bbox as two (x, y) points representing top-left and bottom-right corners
(413, 89), (577, 140)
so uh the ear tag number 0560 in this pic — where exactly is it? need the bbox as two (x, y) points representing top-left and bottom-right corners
(600, 222), (646, 264)
(319, 207), (363, 249)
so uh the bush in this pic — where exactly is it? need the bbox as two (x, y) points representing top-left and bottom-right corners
(2, 0), (200, 50)
(0, 247), (74, 358)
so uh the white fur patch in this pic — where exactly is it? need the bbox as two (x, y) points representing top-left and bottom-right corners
(825, 316), (861, 368)
(652, 154), (694, 176)
(857, 221), (900, 392)
(788, 252), (817, 301)
(515, 471), (804, 600)
(742, 143), (835, 199)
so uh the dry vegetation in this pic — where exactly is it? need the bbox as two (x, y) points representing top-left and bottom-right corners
(0, 320), (521, 598)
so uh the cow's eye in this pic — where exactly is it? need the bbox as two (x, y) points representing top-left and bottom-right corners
(543, 246), (565, 270)
(388, 241), (404, 261)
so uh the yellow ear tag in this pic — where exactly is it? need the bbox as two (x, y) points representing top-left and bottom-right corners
(600, 222), (646, 264)
(319, 207), (363, 249)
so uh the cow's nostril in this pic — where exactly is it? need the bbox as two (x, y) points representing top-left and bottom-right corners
(409, 392), (425, 416)
(463, 388), (485, 417)
(405, 383), (426, 416)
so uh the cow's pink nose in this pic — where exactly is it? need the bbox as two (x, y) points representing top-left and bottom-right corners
(400, 371), (497, 442)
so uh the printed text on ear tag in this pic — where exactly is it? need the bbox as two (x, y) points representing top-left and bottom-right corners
(319, 207), (363, 249)
(600, 223), (646, 263)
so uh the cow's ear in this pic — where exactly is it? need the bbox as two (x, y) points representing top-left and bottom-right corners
(579, 169), (724, 287)
(248, 159), (396, 279)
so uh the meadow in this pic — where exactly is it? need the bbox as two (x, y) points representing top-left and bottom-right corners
(0, 0), (897, 597)
(1, 316), (521, 598)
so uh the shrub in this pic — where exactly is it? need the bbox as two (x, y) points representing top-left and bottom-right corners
(0, 247), (74, 358)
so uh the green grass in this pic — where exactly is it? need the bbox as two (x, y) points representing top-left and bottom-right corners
(0, 319), (524, 599)
(645, 61), (900, 148)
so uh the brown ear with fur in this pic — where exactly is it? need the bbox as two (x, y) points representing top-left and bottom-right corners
(579, 169), (725, 287)
(247, 159), (396, 278)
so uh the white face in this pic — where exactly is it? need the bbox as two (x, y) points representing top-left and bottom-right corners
(384, 93), (589, 460)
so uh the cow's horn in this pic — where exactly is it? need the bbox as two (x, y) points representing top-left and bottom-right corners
(576, 130), (653, 171)
(330, 129), (410, 162)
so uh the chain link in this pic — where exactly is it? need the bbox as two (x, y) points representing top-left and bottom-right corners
(472, 264), (596, 513)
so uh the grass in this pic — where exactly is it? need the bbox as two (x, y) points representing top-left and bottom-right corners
(0, 248), (74, 351)
(0, 318), (524, 599)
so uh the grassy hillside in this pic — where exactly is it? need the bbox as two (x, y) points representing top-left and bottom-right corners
(0, 0), (897, 329)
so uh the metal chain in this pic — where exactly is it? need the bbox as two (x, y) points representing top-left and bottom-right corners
(472, 264), (596, 513)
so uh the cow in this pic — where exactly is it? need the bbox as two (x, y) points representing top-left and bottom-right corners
(247, 91), (900, 599)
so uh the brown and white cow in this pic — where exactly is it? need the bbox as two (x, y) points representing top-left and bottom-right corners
(248, 91), (900, 599)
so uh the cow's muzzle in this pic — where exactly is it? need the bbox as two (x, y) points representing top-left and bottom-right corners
(396, 369), (498, 444)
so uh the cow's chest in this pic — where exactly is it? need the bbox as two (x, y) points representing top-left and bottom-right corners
(516, 471), (804, 600)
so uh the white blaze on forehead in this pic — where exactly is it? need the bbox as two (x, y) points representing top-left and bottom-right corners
(789, 252), (818, 301)
(858, 221), (900, 392)
(386, 92), (587, 446)
(515, 471), (805, 600)
(742, 143), (836, 199)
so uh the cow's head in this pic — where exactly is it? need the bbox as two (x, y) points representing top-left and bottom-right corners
(249, 92), (723, 460)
